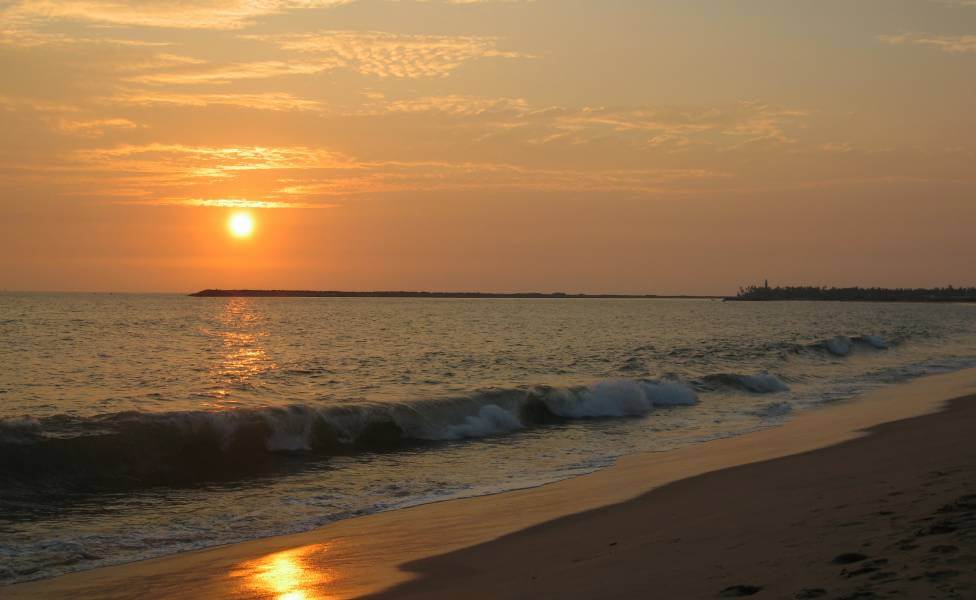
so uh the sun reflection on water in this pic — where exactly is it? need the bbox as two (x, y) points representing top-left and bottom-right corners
(204, 298), (278, 405)
(235, 545), (334, 600)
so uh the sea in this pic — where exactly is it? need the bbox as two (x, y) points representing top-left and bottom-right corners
(2, 293), (976, 584)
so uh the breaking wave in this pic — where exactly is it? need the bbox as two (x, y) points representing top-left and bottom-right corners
(821, 335), (890, 356)
(698, 373), (790, 394)
(773, 334), (892, 358)
(0, 378), (698, 492)
(540, 379), (698, 418)
(856, 335), (888, 350)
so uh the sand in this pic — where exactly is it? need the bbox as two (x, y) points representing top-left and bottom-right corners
(7, 368), (976, 599)
(370, 394), (976, 599)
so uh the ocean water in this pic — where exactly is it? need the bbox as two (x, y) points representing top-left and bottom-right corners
(2, 294), (976, 584)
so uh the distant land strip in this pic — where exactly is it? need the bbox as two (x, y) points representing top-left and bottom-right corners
(729, 285), (976, 302)
(189, 289), (721, 299)
(190, 287), (976, 302)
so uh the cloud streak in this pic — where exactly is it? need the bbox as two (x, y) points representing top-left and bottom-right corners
(245, 30), (528, 78)
(126, 59), (340, 85)
(0, 0), (532, 43)
(46, 139), (733, 209)
(113, 31), (526, 86)
(2, 0), (353, 31)
(140, 198), (332, 209)
(356, 95), (810, 151)
(104, 90), (325, 111)
(73, 143), (358, 178)
(880, 33), (976, 54)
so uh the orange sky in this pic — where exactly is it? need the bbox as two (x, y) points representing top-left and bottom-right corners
(1, 0), (975, 294)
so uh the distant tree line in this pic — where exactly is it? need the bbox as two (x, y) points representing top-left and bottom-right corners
(732, 285), (976, 302)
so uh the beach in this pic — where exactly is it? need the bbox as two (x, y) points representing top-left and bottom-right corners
(7, 367), (976, 599)
(5, 0), (976, 596)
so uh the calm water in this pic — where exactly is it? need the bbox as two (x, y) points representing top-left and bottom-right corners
(2, 294), (976, 583)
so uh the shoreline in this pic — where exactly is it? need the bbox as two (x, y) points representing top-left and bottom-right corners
(7, 367), (976, 598)
(372, 389), (976, 598)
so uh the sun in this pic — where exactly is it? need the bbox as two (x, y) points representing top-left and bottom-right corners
(228, 212), (255, 238)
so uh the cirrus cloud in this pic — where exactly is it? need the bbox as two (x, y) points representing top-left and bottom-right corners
(880, 32), (976, 54)
(244, 30), (529, 78)
(1, 0), (354, 31)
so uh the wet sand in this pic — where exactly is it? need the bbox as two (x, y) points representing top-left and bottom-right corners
(7, 368), (976, 599)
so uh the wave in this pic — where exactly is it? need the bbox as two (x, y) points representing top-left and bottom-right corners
(540, 379), (697, 418)
(698, 373), (790, 394)
(856, 334), (889, 349)
(0, 378), (698, 492)
(772, 334), (892, 358)
(824, 335), (891, 356)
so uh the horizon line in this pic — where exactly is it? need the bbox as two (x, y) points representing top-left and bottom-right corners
(0, 288), (728, 298)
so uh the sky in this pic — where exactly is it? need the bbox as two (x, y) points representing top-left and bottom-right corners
(1, 0), (975, 294)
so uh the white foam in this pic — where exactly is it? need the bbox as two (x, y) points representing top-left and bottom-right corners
(438, 404), (523, 440)
(543, 379), (698, 418)
(645, 380), (700, 406)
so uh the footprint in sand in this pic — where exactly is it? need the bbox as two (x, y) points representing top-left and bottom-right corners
(831, 552), (868, 565)
(718, 584), (763, 597)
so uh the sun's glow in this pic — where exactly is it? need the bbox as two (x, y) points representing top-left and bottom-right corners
(232, 544), (334, 600)
(228, 212), (255, 238)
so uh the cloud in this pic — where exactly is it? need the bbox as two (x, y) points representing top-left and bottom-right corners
(0, 95), (82, 114)
(73, 143), (357, 178)
(125, 59), (341, 85)
(880, 33), (976, 54)
(559, 103), (808, 147)
(56, 117), (141, 137)
(270, 160), (729, 198)
(112, 53), (208, 73)
(120, 31), (527, 86)
(1, 1), (353, 31)
(363, 94), (530, 115)
(0, 0), (530, 41)
(245, 30), (528, 78)
(50, 138), (730, 210)
(48, 143), (364, 205)
(104, 90), (325, 111)
(0, 94), (140, 138)
(0, 28), (171, 47)
(2, 87), (810, 212)
(140, 198), (332, 209)
(417, 0), (533, 3)
(557, 102), (809, 149)
(357, 95), (810, 151)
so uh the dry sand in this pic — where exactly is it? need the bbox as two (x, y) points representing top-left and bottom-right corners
(7, 368), (976, 599)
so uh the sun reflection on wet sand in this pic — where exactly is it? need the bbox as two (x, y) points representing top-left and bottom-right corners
(234, 545), (335, 600)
